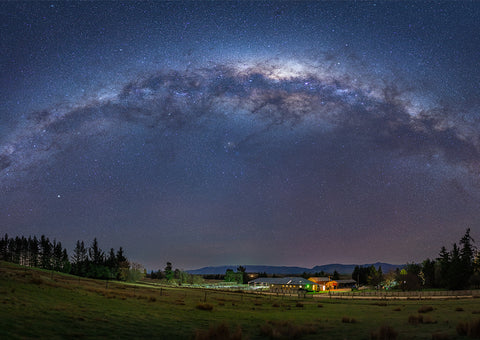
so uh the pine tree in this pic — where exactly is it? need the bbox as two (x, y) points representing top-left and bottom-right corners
(437, 246), (450, 288)
(116, 247), (129, 280)
(52, 240), (63, 271)
(106, 248), (118, 277)
(61, 249), (71, 273)
(88, 238), (104, 266)
(422, 258), (436, 288)
(165, 262), (173, 281)
(0, 234), (7, 261)
(460, 228), (475, 277)
(40, 235), (52, 269)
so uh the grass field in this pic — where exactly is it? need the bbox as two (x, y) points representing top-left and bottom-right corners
(1, 261), (480, 339)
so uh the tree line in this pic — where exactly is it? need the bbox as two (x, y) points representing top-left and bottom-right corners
(148, 261), (204, 285)
(0, 234), (70, 273)
(351, 229), (480, 290)
(0, 234), (143, 282)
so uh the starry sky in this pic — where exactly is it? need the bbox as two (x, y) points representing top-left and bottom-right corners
(1, 1), (480, 271)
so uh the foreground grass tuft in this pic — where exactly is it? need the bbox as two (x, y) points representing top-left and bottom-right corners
(260, 320), (317, 339)
(370, 325), (398, 340)
(195, 322), (242, 340)
(408, 314), (436, 325)
(342, 316), (357, 323)
(196, 302), (214, 311)
(418, 306), (434, 313)
(457, 318), (480, 338)
(431, 332), (449, 340)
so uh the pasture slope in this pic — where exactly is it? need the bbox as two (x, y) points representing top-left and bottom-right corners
(1, 261), (479, 339)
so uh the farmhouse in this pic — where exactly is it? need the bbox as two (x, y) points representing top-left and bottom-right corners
(249, 277), (318, 293)
(249, 276), (358, 293)
(309, 277), (357, 290)
(308, 277), (336, 291)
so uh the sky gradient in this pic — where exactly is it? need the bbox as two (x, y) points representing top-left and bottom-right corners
(1, 1), (480, 270)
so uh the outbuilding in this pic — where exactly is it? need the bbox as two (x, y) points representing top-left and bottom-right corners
(248, 277), (318, 293)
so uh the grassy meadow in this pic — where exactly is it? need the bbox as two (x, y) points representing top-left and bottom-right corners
(1, 261), (480, 339)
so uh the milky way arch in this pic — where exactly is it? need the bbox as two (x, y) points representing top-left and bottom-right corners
(1, 57), (479, 192)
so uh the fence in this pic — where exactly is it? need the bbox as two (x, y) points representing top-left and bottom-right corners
(325, 289), (480, 299)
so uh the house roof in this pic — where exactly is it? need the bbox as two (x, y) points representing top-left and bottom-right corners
(249, 277), (317, 285)
(336, 279), (356, 284)
(308, 277), (332, 282)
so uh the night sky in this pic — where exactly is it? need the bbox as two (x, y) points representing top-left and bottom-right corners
(1, 1), (480, 270)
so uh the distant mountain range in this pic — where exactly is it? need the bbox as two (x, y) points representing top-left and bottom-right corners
(187, 262), (403, 275)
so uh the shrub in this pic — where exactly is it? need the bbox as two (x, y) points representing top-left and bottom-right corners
(431, 332), (449, 340)
(30, 276), (44, 285)
(272, 303), (280, 307)
(370, 325), (398, 340)
(418, 306), (434, 313)
(196, 303), (214, 311)
(148, 296), (156, 302)
(457, 321), (468, 336)
(260, 320), (317, 339)
(408, 315), (422, 325)
(468, 319), (480, 338)
(408, 314), (436, 325)
(296, 302), (303, 308)
(456, 319), (480, 337)
(342, 316), (356, 323)
(195, 322), (242, 340)
(455, 307), (464, 312)
(422, 315), (436, 324)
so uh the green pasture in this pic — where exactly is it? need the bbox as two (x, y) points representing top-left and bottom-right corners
(1, 261), (479, 339)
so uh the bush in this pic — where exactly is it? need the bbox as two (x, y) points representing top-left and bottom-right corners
(468, 319), (480, 338)
(457, 321), (468, 336)
(260, 320), (317, 339)
(272, 303), (280, 308)
(422, 316), (436, 324)
(196, 303), (214, 311)
(195, 322), (242, 340)
(408, 314), (436, 325)
(418, 306), (434, 313)
(408, 315), (422, 325)
(370, 325), (398, 340)
(455, 307), (464, 312)
(296, 302), (303, 308)
(342, 316), (356, 323)
(30, 276), (44, 285)
(431, 333), (449, 340)
(456, 319), (480, 337)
